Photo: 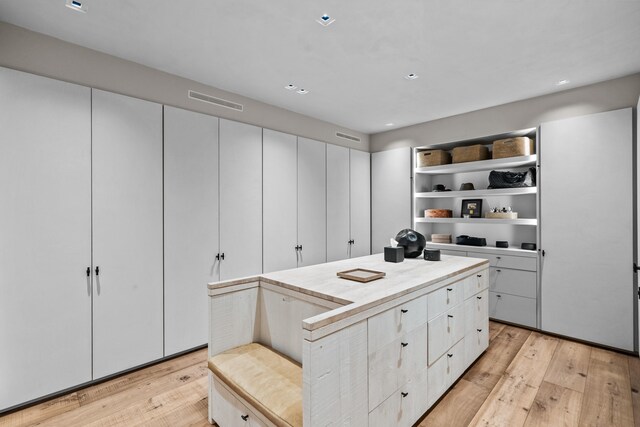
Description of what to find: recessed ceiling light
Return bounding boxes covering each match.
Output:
[65,0,87,13]
[404,73,419,80]
[316,14,335,26]
[296,89,309,95]
[385,123,394,127]
[556,79,570,86]
[285,84,297,90]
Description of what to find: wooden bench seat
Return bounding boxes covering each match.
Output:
[208,343,303,427]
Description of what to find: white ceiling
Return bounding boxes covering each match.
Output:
[1,1,639,134]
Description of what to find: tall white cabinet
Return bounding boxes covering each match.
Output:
[219,119,263,280]
[164,106,219,356]
[263,131,327,273]
[91,90,164,378]
[540,108,634,351]
[350,149,372,258]
[0,67,92,410]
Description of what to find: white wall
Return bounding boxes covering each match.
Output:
[0,21,369,151]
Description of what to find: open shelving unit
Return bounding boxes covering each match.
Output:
[414,217,537,226]
[415,187,537,199]
[415,155,536,175]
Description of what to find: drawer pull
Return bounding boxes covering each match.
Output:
[496,256,501,260]
[401,342,409,347]
[447,314,454,318]
[446,288,453,291]
[447,353,453,358]
[477,274,482,278]
[401,392,409,398]
[401,309,408,314]
[241,414,249,421]
[477,296,482,300]
[477,328,483,332]
[497,294,502,298]
[496,269,502,273]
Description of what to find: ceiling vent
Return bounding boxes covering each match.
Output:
[336,132,361,143]
[188,90,243,112]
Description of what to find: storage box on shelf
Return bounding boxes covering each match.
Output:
[413,127,540,329]
[417,149,451,167]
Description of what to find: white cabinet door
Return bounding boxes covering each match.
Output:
[0,68,92,410]
[164,106,219,356]
[349,149,371,258]
[219,119,263,280]
[298,137,326,268]
[540,108,634,351]
[372,148,412,254]
[263,129,297,273]
[92,90,164,378]
[327,145,350,262]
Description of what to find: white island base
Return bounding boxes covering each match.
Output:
[207,254,489,426]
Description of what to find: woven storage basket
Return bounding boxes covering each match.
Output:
[492,137,534,159]
[417,150,451,167]
[425,209,452,218]
[452,145,490,163]
[431,233,452,243]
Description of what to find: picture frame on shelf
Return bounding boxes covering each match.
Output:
[461,199,483,218]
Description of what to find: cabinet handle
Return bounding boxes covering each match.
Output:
[401,342,409,347]
[497,294,502,298]
[447,288,453,292]
[400,309,408,314]
[86,267,91,277]
[477,329,483,332]
[220,253,225,260]
[215,253,220,261]
[496,256,501,260]
[496,269,502,273]
[447,353,453,358]
[299,245,302,251]
[95,266,100,276]
[401,392,408,398]
[447,314,453,318]
[477,296,482,300]
[477,274,482,278]
[241,414,249,421]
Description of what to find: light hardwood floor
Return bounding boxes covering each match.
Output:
[1,322,638,427]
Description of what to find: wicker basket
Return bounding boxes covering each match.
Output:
[425,209,453,218]
[452,145,490,163]
[485,212,518,219]
[417,150,451,167]
[431,234,452,243]
[492,137,534,159]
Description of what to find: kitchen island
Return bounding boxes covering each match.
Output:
[208,253,489,426]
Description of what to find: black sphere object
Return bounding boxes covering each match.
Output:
[395,229,426,258]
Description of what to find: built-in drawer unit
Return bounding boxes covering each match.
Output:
[463,271,489,300]
[489,267,536,298]
[489,292,536,328]
[210,379,267,427]
[464,289,489,365]
[427,280,463,321]
[369,367,429,427]
[368,294,428,353]
[467,251,537,271]
[427,303,465,364]
[369,323,428,411]
[427,338,466,407]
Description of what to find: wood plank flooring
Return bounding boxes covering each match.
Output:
[1,322,638,427]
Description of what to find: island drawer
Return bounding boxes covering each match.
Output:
[489,291,536,328]
[465,322,489,367]
[464,289,489,331]
[368,323,428,411]
[427,303,465,364]
[210,379,267,427]
[467,251,537,271]
[368,294,428,354]
[427,280,463,321]
[463,269,489,299]
[369,367,429,427]
[489,268,536,298]
[427,338,466,407]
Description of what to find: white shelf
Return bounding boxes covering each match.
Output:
[415,155,536,175]
[415,187,536,198]
[415,217,537,226]
[425,242,538,257]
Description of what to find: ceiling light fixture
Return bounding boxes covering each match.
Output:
[285,84,297,90]
[65,0,87,13]
[404,73,419,80]
[316,14,335,27]
[296,89,309,95]
[385,123,394,127]
[556,79,570,86]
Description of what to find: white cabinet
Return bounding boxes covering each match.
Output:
[164,106,219,356]
[263,129,298,273]
[0,67,92,410]
[297,137,327,268]
[540,108,634,351]
[92,90,164,378]
[350,149,371,258]
[327,145,350,262]
[372,147,412,254]
[219,119,263,281]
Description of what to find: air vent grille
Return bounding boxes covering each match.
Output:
[188,90,243,112]
[336,132,361,142]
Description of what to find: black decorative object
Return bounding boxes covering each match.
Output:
[432,184,446,192]
[384,246,404,263]
[521,242,537,251]
[456,235,487,246]
[496,241,509,248]
[424,249,441,261]
[461,199,483,218]
[395,229,426,258]
[488,168,536,189]
[459,183,475,191]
